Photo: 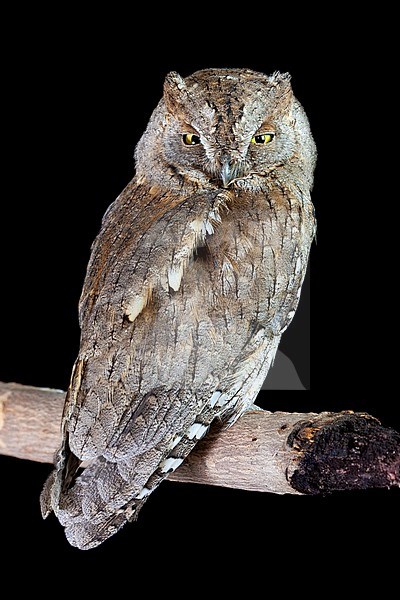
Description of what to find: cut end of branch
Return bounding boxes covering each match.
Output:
[288,412,400,494]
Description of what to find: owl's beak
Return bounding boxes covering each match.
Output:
[220,158,246,188]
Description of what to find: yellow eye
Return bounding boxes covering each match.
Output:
[182,133,201,146]
[251,133,274,145]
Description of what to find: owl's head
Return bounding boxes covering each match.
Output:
[135,68,316,192]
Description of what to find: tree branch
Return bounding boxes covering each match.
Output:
[0,381,399,494]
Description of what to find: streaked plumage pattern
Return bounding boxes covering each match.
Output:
[40,68,316,549]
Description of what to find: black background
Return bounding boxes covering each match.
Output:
[1,13,397,592]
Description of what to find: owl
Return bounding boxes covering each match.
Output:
[40,68,317,549]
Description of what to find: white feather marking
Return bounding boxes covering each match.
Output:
[136,487,151,500]
[189,218,204,234]
[169,434,183,450]
[187,423,208,440]
[194,424,208,439]
[215,394,229,407]
[209,391,222,408]
[124,286,152,323]
[295,257,302,275]
[205,220,214,235]
[159,457,184,473]
[208,209,222,223]
[297,286,302,299]
[187,423,202,439]
[280,310,296,334]
[190,217,214,237]
[168,263,184,291]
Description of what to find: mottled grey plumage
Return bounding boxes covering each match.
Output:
[40,68,316,549]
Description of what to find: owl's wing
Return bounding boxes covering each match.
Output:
[62,180,232,459]
[41,181,237,539]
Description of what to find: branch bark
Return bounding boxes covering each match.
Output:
[0,381,399,494]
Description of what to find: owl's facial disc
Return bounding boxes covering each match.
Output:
[132,69,304,192]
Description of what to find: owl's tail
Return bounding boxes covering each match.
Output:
[41,414,217,550]
[41,444,174,550]
[40,339,280,549]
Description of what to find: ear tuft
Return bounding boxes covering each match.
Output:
[270,71,292,87]
[269,71,293,111]
[163,71,187,113]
